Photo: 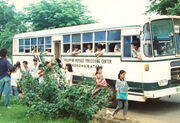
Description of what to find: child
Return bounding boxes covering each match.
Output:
[92,66,107,97]
[95,44,105,58]
[107,70,128,120]
[11,64,21,99]
[64,64,73,87]
[37,64,43,83]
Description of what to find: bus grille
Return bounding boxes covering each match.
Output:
[171,68,180,80]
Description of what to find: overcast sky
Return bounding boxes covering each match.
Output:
[9,0,154,25]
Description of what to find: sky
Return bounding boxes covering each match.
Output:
[9,0,154,25]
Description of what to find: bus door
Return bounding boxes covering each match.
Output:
[54,41,61,58]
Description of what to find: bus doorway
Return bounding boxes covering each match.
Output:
[54,41,61,58]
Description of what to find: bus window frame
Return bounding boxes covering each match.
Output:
[17,36,53,54]
[122,35,141,61]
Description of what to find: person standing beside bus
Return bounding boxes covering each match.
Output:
[11,64,21,99]
[22,61,30,75]
[131,39,142,60]
[0,48,14,108]
[30,58,39,78]
[64,64,73,87]
[92,66,107,98]
[107,70,128,120]
[95,44,105,58]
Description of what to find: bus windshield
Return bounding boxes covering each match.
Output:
[174,19,180,54]
[151,19,176,56]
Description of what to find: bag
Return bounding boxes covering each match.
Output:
[116,91,127,100]
[100,79,107,89]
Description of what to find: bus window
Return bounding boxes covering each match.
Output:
[107,30,121,52]
[83,43,93,53]
[82,32,93,53]
[19,39,24,53]
[72,33,81,53]
[38,37,44,52]
[25,39,30,53]
[143,23,152,57]
[31,38,37,53]
[95,31,106,52]
[63,35,70,53]
[45,37,52,53]
[123,36,131,57]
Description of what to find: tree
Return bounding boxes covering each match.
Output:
[146,0,180,15]
[25,0,96,31]
[0,0,27,54]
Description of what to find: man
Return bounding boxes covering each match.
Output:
[30,58,39,78]
[114,43,121,53]
[22,61,30,75]
[0,48,14,108]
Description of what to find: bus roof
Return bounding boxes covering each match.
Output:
[14,23,140,39]
[14,15,180,39]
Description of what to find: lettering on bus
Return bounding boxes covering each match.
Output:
[64,58,112,64]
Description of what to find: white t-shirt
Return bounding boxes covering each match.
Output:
[95,49,105,55]
[86,49,93,53]
[11,70,21,87]
[132,47,141,58]
[60,68,65,77]
[114,44,121,52]
[65,71,73,87]
[30,64,39,78]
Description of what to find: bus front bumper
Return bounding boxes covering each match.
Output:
[144,86,180,99]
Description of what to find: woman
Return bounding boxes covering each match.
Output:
[92,66,107,98]
[107,70,129,120]
[64,64,73,87]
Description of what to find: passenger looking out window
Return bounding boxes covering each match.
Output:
[114,43,121,53]
[71,46,81,56]
[131,39,142,60]
[95,44,104,58]
[86,44,93,53]
[32,46,37,54]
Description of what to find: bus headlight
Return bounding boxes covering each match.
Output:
[158,79,168,86]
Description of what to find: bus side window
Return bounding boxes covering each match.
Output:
[45,37,52,53]
[72,34,81,53]
[94,31,106,52]
[31,38,37,53]
[82,32,93,53]
[63,35,70,53]
[25,39,30,53]
[19,39,24,53]
[38,37,45,52]
[123,36,132,57]
[107,30,121,53]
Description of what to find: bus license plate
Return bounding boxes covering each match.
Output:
[176,88,180,92]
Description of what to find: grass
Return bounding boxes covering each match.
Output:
[0,96,86,123]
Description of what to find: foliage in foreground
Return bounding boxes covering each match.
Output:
[20,55,111,121]
[0,98,82,123]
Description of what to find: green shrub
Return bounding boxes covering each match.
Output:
[20,54,111,121]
